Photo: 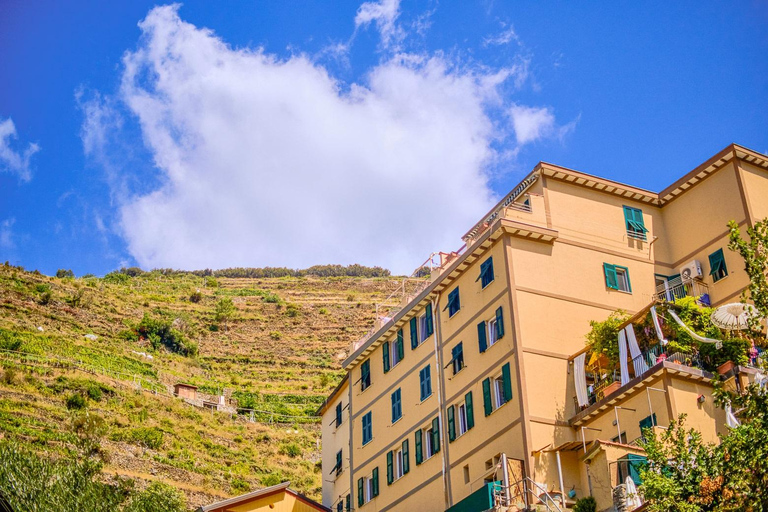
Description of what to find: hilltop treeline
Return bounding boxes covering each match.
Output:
[116,263,391,279]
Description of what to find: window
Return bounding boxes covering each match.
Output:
[458,403,468,435]
[604,263,632,293]
[345,495,350,511]
[448,392,474,442]
[446,288,461,317]
[410,304,434,348]
[419,365,432,401]
[709,248,728,282]
[639,413,657,439]
[451,342,464,375]
[479,307,505,353]
[623,206,648,241]
[478,257,495,288]
[383,331,404,373]
[612,432,628,444]
[362,412,372,445]
[387,442,409,484]
[361,359,371,391]
[357,469,379,506]
[391,388,402,423]
[483,363,512,415]
[337,501,343,512]
[333,450,343,477]
[463,465,470,484]
[335,402,343,428]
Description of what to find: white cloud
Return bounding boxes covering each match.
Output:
[0,218,15,249]
[83,4,571,274]
[355,0,403,50]
[508,104,556,145]
[0,117,40,182]
[483,26,520,47]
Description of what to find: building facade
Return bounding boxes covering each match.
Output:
[319,144,768,511]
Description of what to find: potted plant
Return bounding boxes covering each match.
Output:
[603,381,621,398]
[717,360,736,376]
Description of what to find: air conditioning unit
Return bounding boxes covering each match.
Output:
[680,260,703,281]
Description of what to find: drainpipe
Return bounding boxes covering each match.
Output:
[556,451,566,510]
[501,453,511,507]
[431,297,450,509]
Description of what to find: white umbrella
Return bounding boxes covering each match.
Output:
[625,477,643,510]
[711,303,759,331]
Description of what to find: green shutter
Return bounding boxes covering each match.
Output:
[383,341,390,373]
[465,392,474,429]
[425,304,434,336]
[431,417,440,454]
[483,378,492,416]
[502,362,513,402]
[361,360,370,390]
[495,306,505,339]
[345,495,350,511]
[371,467,379,497]
[604,263,619,290]
[639,413,657,432]
[415,429,423,465]
[447,405,456,442]
[386,450,393,484]
[709,249,727,280]
[396,330,404,360]
[478,321,488,353]
[357,478,364,506]
[402,439,410,474]
[410,317,418,348]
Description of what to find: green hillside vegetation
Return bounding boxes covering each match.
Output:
[0,263,401,509]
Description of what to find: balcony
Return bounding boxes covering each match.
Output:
[653,276,709,305]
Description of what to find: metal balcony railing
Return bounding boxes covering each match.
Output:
[654,278,710,305]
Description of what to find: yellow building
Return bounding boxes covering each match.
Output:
[197,481,330,512]
[319,144,768,511]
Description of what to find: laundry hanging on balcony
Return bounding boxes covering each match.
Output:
[626,325,649,377]
[618,329,630,386]
[669,310,722,348]
[650,306,668,346]
[574,353,589,408]
[725,402,741,429]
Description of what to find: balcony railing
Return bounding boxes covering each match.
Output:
[653,278,710,305]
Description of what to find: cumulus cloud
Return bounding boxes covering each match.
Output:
[83,4,572,274]
[0,117,40,182]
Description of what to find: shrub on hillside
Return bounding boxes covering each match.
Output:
[189,290,203,303]
[103,271,130,284]
[66,393,86,410]
[123,481,186,512]
[0,331,22,352]
[112,427,164,450]
[131,314,197,357]
[119,267,145,277]
[55,269,74,278]
[214,298,236,323]
[278,442,302,458]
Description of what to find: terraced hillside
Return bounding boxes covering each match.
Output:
[0,264,404,509]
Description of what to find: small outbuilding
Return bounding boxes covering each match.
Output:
[173,383,198,400]
[197,482,329,512]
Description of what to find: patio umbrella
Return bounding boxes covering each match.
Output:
[710,303,759,331]
[625,477,643,510]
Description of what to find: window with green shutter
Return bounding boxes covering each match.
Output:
[402,439,410,474]
[482,378,492,416]
[361,359,371,391]
[478,320,488,353]
[451,342,464,375]
[639,413,657,439]
[709,248,728,282]
[495,307,505,339]
[410,317,418,349]
[382,341,390,373]
[357,478,364,507]
[604,263,631,292]
[431,417,440,454]
[419,365,432,401]
[362,412,372,445]
[425,303,434,336]
[396,329,404,362]
[478,257,495,288]
[415,429,423,465]
[387,451,394,485]
[465,391,474,429]
[502,362,513,403]
[447,405,456,442]
[371,467,379,497]
[335,402,342,428]
[337,501,343,512]
[446,288,461,317]
[346,495,350,510]
[623,206,648,241]
[391,388,402,423]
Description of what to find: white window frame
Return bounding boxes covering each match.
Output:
[494,376,506,409]
[458,403,468,436]
[425,427,436,459]
[419,314,428,343]
[395,448,404,480]
[390,340,401,368]
[616,267,630,293]
[488,318,499,347]
[365,477,373,503]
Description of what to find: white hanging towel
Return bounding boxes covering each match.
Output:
[650,307,668,346]
[626,325,649,377]
[618,329,630,385]
[668,310,721,345]
[725,402,741,428]
[574,353,589,408]
[625,477,643,509]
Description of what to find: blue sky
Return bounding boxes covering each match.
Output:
[1,1,766,276]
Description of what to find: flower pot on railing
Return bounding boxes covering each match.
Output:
[603,381,621,398]
[717,360,736,376]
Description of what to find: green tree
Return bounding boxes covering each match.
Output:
[728,218,768,328]
[214,297,237,323]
